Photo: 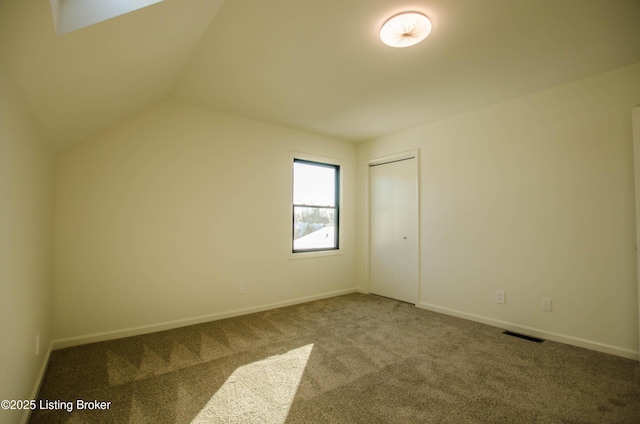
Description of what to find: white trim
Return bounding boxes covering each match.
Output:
[22,341,54,424]
[289,151,345,259]
[52,288,361,350]
[418,302,639,361]
[368,149,418,167]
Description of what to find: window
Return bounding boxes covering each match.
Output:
[51,0,164,35]
[292,158,340,253]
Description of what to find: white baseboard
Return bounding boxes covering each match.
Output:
[22,341,54,424]
[417,302,639,361]
[52,288,362,350]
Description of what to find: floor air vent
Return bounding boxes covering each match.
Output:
[502,331,545,343]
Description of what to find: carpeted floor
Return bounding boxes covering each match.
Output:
[30,293,640,423]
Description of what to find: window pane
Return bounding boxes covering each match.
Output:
[293,207,336,250]
[293,162,336,207]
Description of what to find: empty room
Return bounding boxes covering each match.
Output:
[2,0,640,423]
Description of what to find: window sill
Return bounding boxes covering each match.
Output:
[288,249,343,260]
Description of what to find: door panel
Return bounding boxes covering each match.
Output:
[370,165,393,297]
[370,158,418,304]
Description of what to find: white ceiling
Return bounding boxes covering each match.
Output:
[1,0,640,151]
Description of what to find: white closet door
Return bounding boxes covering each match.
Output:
[370,158,418,304]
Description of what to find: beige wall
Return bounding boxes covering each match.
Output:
[358,63,640,358]
[53,101,357,342]
[0,60,55,423]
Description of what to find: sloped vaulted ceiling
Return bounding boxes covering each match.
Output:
[1,0,640,151]
[0,0,226,150]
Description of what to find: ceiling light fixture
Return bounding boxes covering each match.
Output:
[380,12,432,48]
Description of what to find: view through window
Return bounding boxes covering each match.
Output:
[292,159,340,252]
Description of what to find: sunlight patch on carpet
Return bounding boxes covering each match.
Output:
[191,344,314,423]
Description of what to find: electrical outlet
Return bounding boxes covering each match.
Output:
[542,298,552,312]
[239,282,246,294]
[495,290,505,304]
[35,334,40,356]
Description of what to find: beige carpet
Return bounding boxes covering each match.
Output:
[30,293,640,423]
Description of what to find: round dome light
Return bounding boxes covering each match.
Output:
[380,12,432,48]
